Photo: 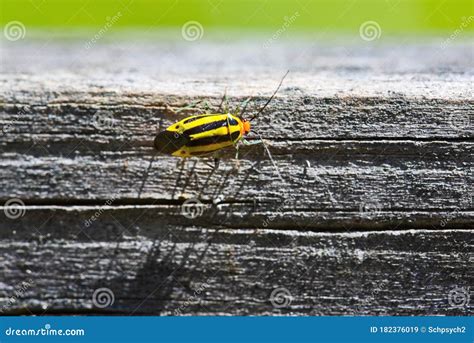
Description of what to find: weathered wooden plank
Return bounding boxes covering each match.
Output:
[0,216,471,315]
[1,43,472,226]
[0,39,472,317]
[1,93,473,139]
[0,206,473,235]
[1,39,472,101]
[0,141,471,218]
[1,41,473,144]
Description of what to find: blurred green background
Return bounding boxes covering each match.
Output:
[1,0,473,35]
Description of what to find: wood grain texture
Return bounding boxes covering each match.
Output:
[0,39,472,315]
[0,212,472,315]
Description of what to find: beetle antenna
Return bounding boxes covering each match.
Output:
[238,97,252,118]
[249,70,289,122]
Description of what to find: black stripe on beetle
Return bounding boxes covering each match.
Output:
[187,131,241,147]
[184,119,227,135]
[184,118,238,136]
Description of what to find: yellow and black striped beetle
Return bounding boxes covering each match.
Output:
[153,71,289,158]
[154,113,251,157]
[138,72,288,198]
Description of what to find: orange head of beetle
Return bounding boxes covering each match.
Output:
[241,119,251,135]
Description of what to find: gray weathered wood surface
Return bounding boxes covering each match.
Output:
[0,38,472,315]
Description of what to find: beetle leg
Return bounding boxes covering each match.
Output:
[231,144,241,172]
[241,138,263,146]
[176,157,184,169]
[204,157,220,170]
[202,101,212,113]
[176,100,203,114]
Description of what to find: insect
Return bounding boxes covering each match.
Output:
[137,72,288,198]
[153,71,289,158]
